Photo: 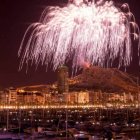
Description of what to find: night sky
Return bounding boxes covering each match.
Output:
[0,0,140,88]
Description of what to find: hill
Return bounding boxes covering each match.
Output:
[69,66,139,93]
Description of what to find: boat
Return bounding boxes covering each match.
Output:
[122,123,140,132]
[113,133,130,140]
[73,131,91,140]
[74,134,90,140]
[0,133,23,140]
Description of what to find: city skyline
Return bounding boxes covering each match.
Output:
[0,0,140,88]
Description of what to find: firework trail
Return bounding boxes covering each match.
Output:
[18,0,140,71]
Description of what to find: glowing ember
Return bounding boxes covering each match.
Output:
[18,0,140,71]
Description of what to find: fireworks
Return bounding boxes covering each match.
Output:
[18,0,140,71]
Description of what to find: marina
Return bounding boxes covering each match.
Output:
[0,107,140,139]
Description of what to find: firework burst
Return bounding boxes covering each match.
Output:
[18,0,140,71]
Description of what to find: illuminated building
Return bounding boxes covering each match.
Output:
[77,91,89,104]
[8,87,17,104]
[65,91,90,104]
[57,66,69,94]
[17,92,24,104]
[17,91,45,104]
[0,91,4,103]
[0,90,9,104]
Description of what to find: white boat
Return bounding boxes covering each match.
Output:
[74,134,90,140]
[73,131,91,140]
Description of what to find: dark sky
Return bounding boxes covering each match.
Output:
[0,0,140,88]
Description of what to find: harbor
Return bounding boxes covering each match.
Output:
[0,106,140,140]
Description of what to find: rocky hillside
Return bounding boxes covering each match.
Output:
[69,66,139,93]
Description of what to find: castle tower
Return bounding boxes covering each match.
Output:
[57,66,69,94]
